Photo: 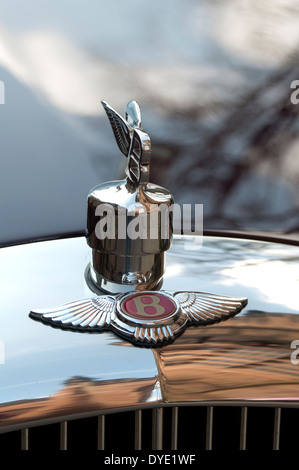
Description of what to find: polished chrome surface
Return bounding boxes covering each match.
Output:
[30,289,247,346]
[30,296,116,331]
[1,234,299,432]
[172,291,247,324]
[86,100,174,294]
[0,237,159,432]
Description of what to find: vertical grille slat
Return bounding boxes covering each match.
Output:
[97,415,105,450]
[60,421,67,450]
[171,407,178,450]
[21,428,29,450]
[205,406,213,450]
[134,410,142,450]
[240,407,248,450]
[273,407,281,450]
[152,408,163,450]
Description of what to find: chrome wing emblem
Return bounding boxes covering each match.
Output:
[30,291,247,347]
[101,100,151,185]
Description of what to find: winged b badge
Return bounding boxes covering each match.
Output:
[30,290,247,346]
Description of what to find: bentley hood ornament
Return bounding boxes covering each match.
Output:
[101,100,150,185]
[86,100,174,295]
[30,291,248,346]
[29,99,248,347]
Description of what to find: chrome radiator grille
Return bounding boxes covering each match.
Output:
[0,404,298,451]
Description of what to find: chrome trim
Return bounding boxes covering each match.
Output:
[2,228,299,251]
[86,178,173,294]
[87,264,164,295]
[30,289,246,346]
[3,403,294,451]
[202,230,299,247]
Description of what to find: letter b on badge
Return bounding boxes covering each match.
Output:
[131,294,166,317]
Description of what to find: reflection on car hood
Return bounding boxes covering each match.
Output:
[0,234,299,431]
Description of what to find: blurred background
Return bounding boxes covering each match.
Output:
[1,0,299,245]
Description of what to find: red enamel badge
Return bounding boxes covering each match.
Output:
[122,293,177,320]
